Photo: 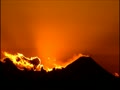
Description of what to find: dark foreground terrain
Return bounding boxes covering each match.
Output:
[0,56,119,89]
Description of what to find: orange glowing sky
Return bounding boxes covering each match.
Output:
[1,0,119,74]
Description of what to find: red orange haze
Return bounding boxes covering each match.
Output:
[1,0,119,75]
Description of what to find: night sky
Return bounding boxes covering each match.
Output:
[1,0,119,74]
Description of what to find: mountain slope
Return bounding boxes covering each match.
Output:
[62,56,115,80]
[0,56,119,88]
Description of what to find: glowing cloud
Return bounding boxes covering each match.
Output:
[0,51,88,72]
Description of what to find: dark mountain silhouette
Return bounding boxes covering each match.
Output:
[0,56,119,88]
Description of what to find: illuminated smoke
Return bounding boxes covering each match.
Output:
[0,51,88,72]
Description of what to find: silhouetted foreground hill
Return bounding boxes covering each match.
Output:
[0,56,119,88]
